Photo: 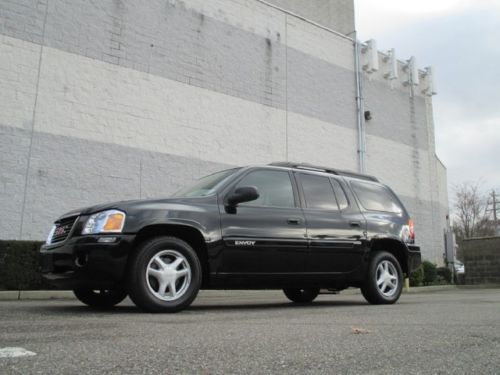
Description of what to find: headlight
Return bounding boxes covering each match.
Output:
[82,210,126,235]
[46,225,56,245]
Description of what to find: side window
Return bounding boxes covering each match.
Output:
[300,173,339,210]
[350,181,403,213]
[330,178,349,210]
[235,170,295,208]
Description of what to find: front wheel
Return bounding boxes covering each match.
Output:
[283,287,320,303]
[128,236,202,313]
[361,251,403,304]
[73,288,128,309]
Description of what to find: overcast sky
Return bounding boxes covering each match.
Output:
[354,0,500,199]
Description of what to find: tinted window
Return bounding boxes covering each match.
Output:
[300,174,339,210]
[173,168,240,197]
[236,170,295,208]
[331,178,349,210]
[350,181,403,213]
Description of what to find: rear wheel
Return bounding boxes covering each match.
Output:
[283,287,320,303]
[361,251,403,304]
[128,236,202,313]
[73,288,127,309]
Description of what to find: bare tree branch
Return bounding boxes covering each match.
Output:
[452,181,495,241]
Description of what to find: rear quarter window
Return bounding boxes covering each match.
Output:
[350,181,403,213]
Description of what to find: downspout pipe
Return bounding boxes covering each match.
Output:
[354,38,367,174]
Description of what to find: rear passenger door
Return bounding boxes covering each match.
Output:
[296,172,366,273]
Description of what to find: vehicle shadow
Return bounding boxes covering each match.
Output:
[33,298,368,315]
[188,299,368,312]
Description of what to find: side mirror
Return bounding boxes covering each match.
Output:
[225,186,259,213]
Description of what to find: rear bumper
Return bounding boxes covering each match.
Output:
[39,234,135,289]
[407,245,422,273]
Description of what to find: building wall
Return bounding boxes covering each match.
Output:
[0,0,448,263]
[265,0,355,35]
[361,51,449,264]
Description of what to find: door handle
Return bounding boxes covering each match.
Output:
[287,218,302,225]
[349,221,361,227]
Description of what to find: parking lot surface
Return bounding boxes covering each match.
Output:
[1,289,499,374]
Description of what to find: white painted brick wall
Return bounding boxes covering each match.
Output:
[365,135,431,199]
[0,0,448,260]
[266,0,355,35]
[182,0,286,40]
[287,112,358,170]
[286,16,354,71]
[0,35,40,131]
[35,46,287,166]
[182,0,355,71]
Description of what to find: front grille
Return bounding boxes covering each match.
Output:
[49,216,78,244]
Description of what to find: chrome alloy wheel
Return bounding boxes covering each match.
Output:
[376,260,399,297]
[146,250,192,301]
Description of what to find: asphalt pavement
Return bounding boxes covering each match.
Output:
[1,289,499,374]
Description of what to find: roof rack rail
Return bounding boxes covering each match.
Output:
[268,162,379,182]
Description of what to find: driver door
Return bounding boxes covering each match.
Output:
[219,168,307,276]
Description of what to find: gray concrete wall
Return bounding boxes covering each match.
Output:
[265,0,355,35]
[0,0,448,264]
[463,237,500,284]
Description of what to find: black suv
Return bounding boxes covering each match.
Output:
[40,162,421,312]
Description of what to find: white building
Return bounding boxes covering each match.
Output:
[0,0,448,263]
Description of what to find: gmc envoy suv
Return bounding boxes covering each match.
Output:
[40,162,421,312]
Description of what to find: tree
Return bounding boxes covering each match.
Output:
[452,181,495,242]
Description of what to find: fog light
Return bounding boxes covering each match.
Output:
[75,253,88,268]
[98,236,117,243]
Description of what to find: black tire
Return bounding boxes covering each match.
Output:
[283,287,320,303]
[361,251,403,304]
[73,288,127,309]
[128,236,202,313]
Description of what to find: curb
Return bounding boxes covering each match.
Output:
[0,290,75,301]
[0,291,20,300]
[403,285,458,293]
[1,285,493,301]
[458,284,500,290]
[20,290,76,300]
[337,285,459,295]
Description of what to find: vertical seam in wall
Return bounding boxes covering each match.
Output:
[139,158,143,199]
[425,97,440,261]
[284,14,288,161]
[19,0,49,239]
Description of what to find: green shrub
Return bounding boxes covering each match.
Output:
[409,265,424,287]
[422,260,438,285]
[0,240,52,290]
[437,266,452,284]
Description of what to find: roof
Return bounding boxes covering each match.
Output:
[268,162,379,182]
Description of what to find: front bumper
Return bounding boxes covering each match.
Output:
[407,245,422,273]
[40,234,136,289]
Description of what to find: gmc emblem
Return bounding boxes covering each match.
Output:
[54,226,66,236]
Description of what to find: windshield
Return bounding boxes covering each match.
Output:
[172,168,240,198]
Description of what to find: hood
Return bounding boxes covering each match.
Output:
[58,199,140,219]
[57,196,217,219]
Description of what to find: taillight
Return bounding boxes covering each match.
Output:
[408,218,415,242]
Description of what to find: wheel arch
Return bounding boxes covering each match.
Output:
[130,224,210,287]
[369,238,409,276]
